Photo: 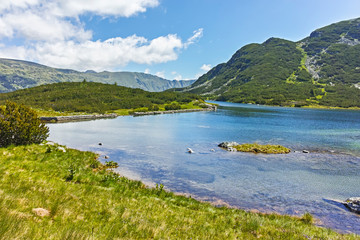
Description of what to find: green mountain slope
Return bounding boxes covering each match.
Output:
[180,18,360,108]
[0,58,194,93]
[0,82,201,113]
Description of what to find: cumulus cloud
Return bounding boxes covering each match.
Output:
[0,11,92,42]
[155,71,165,78]
[193,63,212,79]
[56,0,160,17]
[0,34,185,71]
[200,64,211,72]
[0,0,203,71]
[171,71,183,80]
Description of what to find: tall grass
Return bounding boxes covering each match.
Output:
[0,144,358,239]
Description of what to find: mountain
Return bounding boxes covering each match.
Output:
[180,18,360,108]
[0,58,195,93]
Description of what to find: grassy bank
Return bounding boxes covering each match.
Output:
[0,144,358,239]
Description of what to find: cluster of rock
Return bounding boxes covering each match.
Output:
[344,197,360,214]
[40,114,117,123]
[218,142,239,152]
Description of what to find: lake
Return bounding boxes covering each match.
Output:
[48,102,360,234]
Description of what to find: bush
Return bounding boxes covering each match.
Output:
[105,161,119,168]
[165,102,181,110]
[0,101,49,147]
[301,212,314,224]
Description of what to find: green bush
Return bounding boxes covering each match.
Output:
[0,101,49,147]
[105,161,119,168]
[165,102,181,110]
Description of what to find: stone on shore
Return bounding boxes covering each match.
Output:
[344,197,360,214]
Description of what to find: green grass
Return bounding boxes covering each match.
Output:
[0,143,357,239]
[233,143,291,154]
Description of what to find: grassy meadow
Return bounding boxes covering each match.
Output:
[0,143,358,239]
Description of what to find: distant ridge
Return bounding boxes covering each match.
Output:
[179,18,360,108]
[0,58,195,93]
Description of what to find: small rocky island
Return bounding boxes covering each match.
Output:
[218,142,291,154]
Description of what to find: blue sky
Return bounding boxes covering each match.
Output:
[0,0,360,80]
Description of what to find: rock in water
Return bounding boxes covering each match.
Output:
[187,148,194,154]
[218,142,239,148]
[344,197,360,214]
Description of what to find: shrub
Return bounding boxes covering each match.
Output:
[105,161,119,168]
[0,101,49,147]
[165,102,181,110]
[301,212,314,224]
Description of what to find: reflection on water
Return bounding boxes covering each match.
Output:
[48,102,360,234]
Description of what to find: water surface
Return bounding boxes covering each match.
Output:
[48,102,360,234]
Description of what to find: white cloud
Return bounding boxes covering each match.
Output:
[0,34,185,71]
[0,1,158,42]
[1,11,92,42]
[171,71,182,80]
[193,63,212,79]
[0,0,203,71]
[184,28,203,49]
[200,64,211,72]
[57,0,159,17]
[0,0,159,17]
[144,68,151,74]
[155,71,165,78]
[0,0,40,12]
[195,73,203,79]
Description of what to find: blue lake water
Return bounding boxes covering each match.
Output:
[48,102,360,234]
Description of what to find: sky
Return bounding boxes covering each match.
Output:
[0,0,360,80]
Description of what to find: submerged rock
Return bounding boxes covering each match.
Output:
[344,197,360,214]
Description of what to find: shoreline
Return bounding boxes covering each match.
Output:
[111,164,345,234]
[40,113,118,123]
[132,105,217,116]
[209,100,360,111]
[1,144,352,238]
[40,106,217,123]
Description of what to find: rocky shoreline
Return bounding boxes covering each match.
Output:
[40,113,118,123]
[40,105,217,122]
[132,105,217,117]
